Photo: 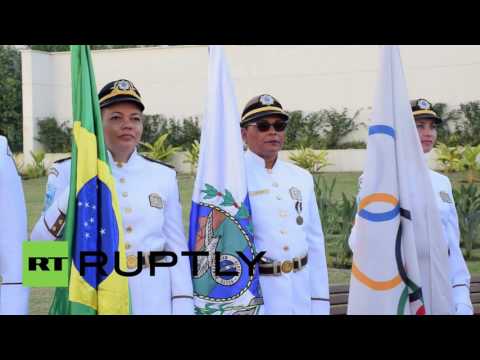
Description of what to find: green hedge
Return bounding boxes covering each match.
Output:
[33,100,480,153]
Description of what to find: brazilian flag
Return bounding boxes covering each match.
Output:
[49,45,130,315]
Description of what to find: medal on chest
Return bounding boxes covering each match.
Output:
[289,187,304,225]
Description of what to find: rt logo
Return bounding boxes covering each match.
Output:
[23,242,69,287]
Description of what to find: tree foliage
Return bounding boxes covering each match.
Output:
[0,45,22,151]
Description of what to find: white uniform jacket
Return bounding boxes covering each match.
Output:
[31,149,194,315]
[430,170,473,315]
[0,136,30,315]
[244,150,330,315]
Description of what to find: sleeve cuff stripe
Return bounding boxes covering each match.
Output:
[1,282,23,286]
[311,297,330,301]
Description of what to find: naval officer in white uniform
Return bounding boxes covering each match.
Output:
[351,99,473,315]
[241,94,330,315]
[0,135,30,315]
[411,98,473,315]
[31,79,194,315]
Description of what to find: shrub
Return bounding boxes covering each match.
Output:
[332,193,356,268]
[35,117,71,153]
[435,143,463,173]
[320,108,362,149]
[457,101,480,146]
[314,176,338,236]
[289,147,331,173]
[458,145,480,184]
[21,151,47,180]
[142,115,201,150]
[183,140,200,175]
[432,102,462,146]
[284,108,363,150]
[140,133,180,164]
[313,176,356,268]
[334,141,366,149]
[453,184,480,259]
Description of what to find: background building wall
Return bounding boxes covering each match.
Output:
[21,45,480,167]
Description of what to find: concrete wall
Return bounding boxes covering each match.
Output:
[21,45,480,164]
[15,149,443,175]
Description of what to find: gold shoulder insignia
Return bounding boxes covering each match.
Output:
[439,191,452,204]
[54,156,71,164]
[48,167,60,177]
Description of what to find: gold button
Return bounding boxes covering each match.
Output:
[280,229,288,235]
[116,162,123,168]
[273,182,279,188]
[119,178,126,184]
[122,192,128,198]
[125,207,133,214]
[126,226,133,233]
[125,243,132,250]
[283,245,289,251]
[127,255,137,269]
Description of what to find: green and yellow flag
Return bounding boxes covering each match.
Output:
[49,45,129,315]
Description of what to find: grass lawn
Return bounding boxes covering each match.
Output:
[22,171,479,315]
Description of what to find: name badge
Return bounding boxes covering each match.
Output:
[149,193,164,209]
[249,189,270,197]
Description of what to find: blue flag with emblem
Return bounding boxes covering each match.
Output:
[188,45,263,315]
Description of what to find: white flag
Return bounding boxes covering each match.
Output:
[347,46,453,315]
[188,46,263,315]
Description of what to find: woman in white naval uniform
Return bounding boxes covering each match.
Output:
[31,79,194,315]
[241,94,330,315]
[0,135,30,315]
[410,98,473,315]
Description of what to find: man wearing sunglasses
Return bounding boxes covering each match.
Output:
[241,94,330,315]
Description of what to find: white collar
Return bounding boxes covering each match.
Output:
[245,149,281,173]
[107,148,140,169]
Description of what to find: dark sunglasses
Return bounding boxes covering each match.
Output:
[247,120,288,132]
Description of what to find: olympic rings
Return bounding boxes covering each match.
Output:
[352,262,402,291]
[358,193,399,222]
[368,125,395,138]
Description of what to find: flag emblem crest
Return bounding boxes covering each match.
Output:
[189,46,263,315]
[191,185,257,303]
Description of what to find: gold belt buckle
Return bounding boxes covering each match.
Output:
[281,260,294,274]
